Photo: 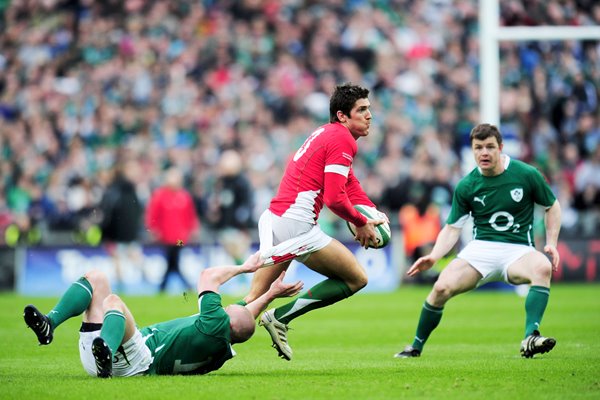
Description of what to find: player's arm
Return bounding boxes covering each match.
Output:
[543,199,561,270]
[531,166,562,271]
[197,251,265,293]
[323,168,367,225]
[323,169,383,248]
[345,168,375,207]
[245,271,303,319]
[346,167,391,229]
[407,224,462,276]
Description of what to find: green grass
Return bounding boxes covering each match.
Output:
[1,284,599,400]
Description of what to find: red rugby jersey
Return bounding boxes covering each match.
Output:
[269,122,373,227]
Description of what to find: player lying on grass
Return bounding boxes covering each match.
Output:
[394,123,561,359]
[23,251,303,378]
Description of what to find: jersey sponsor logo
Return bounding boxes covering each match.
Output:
[510,188,523,202]
[489,211,519,232]
[473,195,487,206]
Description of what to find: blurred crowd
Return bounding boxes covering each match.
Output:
[0,0,599,250]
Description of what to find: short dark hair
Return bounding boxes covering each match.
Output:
[329,83,370,123]
[470,123,503,146]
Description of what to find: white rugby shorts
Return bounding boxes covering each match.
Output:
[457,240,536,286]
[258,209,332,265]
[79,328,153,377]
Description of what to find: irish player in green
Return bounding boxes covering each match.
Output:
[23,252,303,378]
[394,123,561,359]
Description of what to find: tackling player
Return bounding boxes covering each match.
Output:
[394,123,561,359]
[23,252,303,378]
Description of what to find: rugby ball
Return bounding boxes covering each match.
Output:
[346,205,391,249]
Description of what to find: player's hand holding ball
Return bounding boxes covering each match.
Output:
[347,205,391,249]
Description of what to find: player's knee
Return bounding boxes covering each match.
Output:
[533,257,553,282]
[431,281,453,302]
[102,294,125,313]
[346,270,368,293]
[84,269,110,292]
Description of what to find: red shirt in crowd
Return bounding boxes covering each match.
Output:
[146,186,199,245]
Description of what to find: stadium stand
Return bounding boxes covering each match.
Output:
[0,0,598,247]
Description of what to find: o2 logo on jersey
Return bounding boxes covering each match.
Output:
[293,128,325,161]
[489,211,520,232]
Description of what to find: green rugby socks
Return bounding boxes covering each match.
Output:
[524,285,550,337]
[100,310,126,354]
[412,301,444,351]
[47,277,93,329]
[274,278,353,324]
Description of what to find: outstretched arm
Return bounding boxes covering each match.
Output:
[198,251,265,294]
[245,271,303,319]
[407,224,462,277]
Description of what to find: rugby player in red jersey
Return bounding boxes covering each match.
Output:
[242,83,387,360]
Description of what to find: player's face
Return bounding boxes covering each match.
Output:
[472,136,504,176]
[340,98,372,139]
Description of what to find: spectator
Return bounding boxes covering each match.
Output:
[573,145,600,236]
[206,149,255,265]
[99,160,144,293]
[146,167,199,293]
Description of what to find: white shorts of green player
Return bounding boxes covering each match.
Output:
[80,329,151,377]
[458,240,536,287]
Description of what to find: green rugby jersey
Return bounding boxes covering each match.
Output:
[141,291,234,375]
[447,156,556,246]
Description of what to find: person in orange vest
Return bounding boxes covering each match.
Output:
[399,203,441,265]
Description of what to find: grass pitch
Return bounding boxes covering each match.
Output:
[1,284,599,400]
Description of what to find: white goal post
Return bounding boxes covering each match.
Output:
[479,0,600,126]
